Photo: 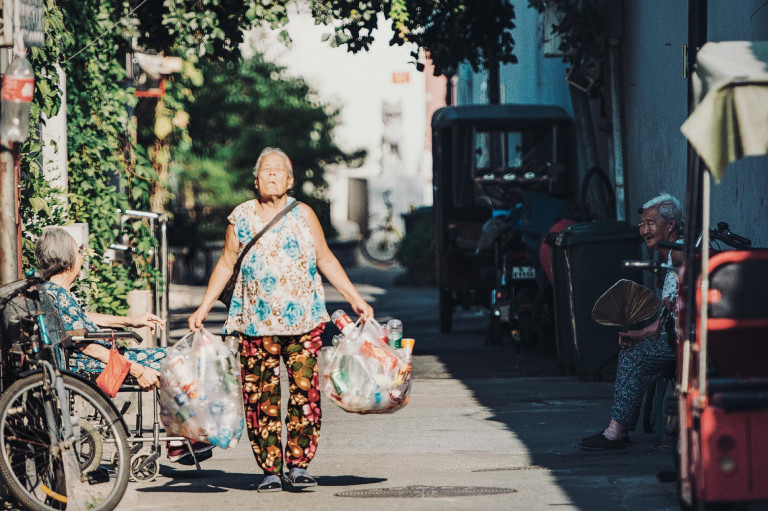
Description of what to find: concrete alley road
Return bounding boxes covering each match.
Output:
[120,263,681,510]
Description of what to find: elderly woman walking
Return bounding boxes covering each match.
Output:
[188,147,373,491]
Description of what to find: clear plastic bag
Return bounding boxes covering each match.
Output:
[159,329,245,449]
[321,318,412,414]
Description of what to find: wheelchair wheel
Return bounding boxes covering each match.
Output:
[0,372,130,511]
[77,419,104,475]
[130,453,160,482]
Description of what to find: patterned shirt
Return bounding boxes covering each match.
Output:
[223,198,330,336]
[661,241,683,302]
[42,281,99,332]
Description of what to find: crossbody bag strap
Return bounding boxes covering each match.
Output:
[232,200,300,273]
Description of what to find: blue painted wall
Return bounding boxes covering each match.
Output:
[454,0,768,246]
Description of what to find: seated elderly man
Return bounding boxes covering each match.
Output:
[579,193,683,450]
[35,227,214,464]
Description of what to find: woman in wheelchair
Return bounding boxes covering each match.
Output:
[36,227,213,464]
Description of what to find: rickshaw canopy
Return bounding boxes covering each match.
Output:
[680,41,768,181]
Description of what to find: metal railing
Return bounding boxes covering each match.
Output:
[110,209,170,347]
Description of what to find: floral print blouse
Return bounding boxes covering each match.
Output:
[42,281,99,333]
[223,198,330,337]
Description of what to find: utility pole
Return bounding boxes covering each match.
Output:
[487,60,501,104]
[0,47,20,284]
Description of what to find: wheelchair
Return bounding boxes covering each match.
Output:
[66,330,209,482]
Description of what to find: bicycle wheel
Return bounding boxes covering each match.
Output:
[0,372,130,511]
[360,227,401,265]
[580,167,616,220]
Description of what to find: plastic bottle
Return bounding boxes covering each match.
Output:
[169,355,198,398]
[359,318,388,346]
[0,53,34,142]
[331,309,356,336]
[386,319,403,349]
[214,357,238,394]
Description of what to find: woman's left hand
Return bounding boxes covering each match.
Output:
[131,313,165,333]
[130,364,160,390]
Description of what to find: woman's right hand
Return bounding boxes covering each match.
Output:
[187,308,208,332]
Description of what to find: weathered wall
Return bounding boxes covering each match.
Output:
[453,0,768,246]
[620,0,689,218]
[621,0,768,245]
[702,1,768,247]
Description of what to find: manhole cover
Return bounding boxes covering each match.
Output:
[335,485,517,498]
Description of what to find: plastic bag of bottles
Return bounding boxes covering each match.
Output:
[321,317,413,414]
[159,329,245,449]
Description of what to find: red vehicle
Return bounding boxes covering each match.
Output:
[675,41,768,510]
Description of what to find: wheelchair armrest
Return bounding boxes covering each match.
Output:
[68,330,144,344]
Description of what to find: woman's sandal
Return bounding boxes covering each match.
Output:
[283,467,317,488]
[257,474,282,492]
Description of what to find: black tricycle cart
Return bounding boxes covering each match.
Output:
[432,104,578,347]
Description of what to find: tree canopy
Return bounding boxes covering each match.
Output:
[132,1,519,77]
[18,0,520,313]
[308,1,518,76]
[174,53,365,236]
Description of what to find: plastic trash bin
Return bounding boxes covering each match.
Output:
[549,220,643,381]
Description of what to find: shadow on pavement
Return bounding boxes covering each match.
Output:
[166,262,680,509]
[141,469,257,492]
[328,264,680,510]
[143,468,386,494]
[312,475,387,487]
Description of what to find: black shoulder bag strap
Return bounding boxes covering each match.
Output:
[219,200,300,306]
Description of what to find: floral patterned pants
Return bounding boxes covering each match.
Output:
[611,330,676,429]
[238,324,324,475]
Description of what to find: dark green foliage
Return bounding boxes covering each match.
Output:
[177,54,365,236]
[18,0,519,312]
[528,0,608,91]
[312,0,518,76]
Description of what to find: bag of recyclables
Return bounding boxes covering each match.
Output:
[321,318,412,414]
[159,329,244,449]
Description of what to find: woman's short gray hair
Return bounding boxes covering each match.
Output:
[642,193,682,226]
[253,147,293,178]
[36,227,77,279]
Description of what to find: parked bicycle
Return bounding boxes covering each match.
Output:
[0,274,130,511]
[360,190,403,265]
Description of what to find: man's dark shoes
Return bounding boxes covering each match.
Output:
[257,474,282,492]
[579,432,626,450]
[283,467,317,489]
